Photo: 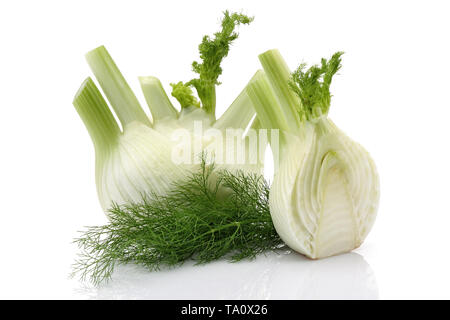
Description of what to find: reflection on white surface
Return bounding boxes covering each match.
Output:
[76,250,378,299]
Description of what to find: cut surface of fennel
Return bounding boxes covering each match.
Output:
[269,120,379,259]
[246,50,380,259]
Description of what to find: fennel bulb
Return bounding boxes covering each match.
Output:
[247,50,379,259]
[73,12,264,210]
[73,77,185,210]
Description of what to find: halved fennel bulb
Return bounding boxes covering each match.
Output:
[247,49,380,259]
[270,120,379,258]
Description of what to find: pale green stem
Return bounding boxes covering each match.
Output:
[86,46,151,127]
[246,71,289,170]
[196,83,216,117]
[73,78,120,152]
[139,76,178,122]
[208,85,216,117]
[246,70,290,133]
[249,116,260,130]
[258,49,301,130]
[246,116,269,171]
[213,89,255,130]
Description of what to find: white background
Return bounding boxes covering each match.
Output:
[0,0,449,299]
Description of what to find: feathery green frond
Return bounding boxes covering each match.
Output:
[72,158,283,285]
[190,11,253,86]
[289,51,344,121]
[170,81,201,108]
[172,11,253,115]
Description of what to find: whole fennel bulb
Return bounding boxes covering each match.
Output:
[73,76,186,210]
[72,12,263,211]
[247,50,380,259]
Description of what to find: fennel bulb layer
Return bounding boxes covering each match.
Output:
[96,121,186,210]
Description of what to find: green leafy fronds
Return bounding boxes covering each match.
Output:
[288,51,344,121]
[190,11,253,86]
[170,81,201,108]
[72,159,283,285]
[172,11,253,115]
